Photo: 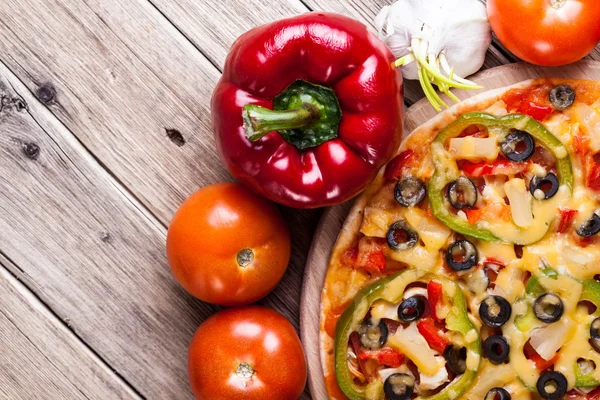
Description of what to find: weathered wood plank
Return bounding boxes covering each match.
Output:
[0,0,228,224]
[146,0,309,69]
[0,63,215,399]
[0,257,140,400]
[0,0,319,334]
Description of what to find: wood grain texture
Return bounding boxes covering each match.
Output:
[0,0,229,224]
[0,256,140,400]
[301,60,600,398]
[0,63,217,399]
[0,1,316,398]
[147,0,308,69]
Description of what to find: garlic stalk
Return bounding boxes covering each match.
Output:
[375,0,492,111]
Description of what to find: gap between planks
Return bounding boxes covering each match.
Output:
[0,59,155,398]
[0,252,144,400]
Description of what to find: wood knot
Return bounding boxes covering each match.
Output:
[100,231,112,243]
[22,142,40,160]
[36,83,56,104]
[166,128,185,147]
[1,95,27,112]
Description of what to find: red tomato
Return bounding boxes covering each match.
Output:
[459,159,530,177]
[488,0,600,66]
[188,307,307,400]
[167,183,291,306]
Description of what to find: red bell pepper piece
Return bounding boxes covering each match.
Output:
[427,280,444,321]
[342,239,387,275]
[358,347,404,367]
[523,341,559,371]
[459,159,530,177]
[384,150,414,181]
[417,317,449,353]
[518,101,554,122]
[588,164,600,190]
[212,13,404,208]
[501,84,554,122]
[564,387,600,399]
[557,207,578,234]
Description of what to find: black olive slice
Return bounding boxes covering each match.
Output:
[533,293,564,323]
[357,319,388,350]
[529,173,559,200]
[384,373,415,400]
[485,387,511,400]
[577,214,600,237]
[445,240,478,272]
[386,221,419,251]
[500,130,535,162]
[549,85,576,111]
[536,371,568,399]
[395,177,426,207]
[590,317,600,353]
[479,295,512,328]
[444,345,467,375]
[448,176,477,209]
[483,335,510,365]
[397,295,426,322]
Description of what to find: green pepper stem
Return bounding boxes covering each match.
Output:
[242,103,321,142]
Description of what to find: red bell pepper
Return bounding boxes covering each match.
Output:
[427,280,444,321]
[557,207,578,234]
[417,317,449,353]
[212,13,404,208]
[523,341,559,371]
[358,347,404,368]
[459,159,530,177]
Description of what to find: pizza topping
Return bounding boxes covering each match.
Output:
[449,136,499,161]
[537,371,568,399]
[529,173,560,200]
[398,295,426,322]
[485,387,511,400]
[533,293,564,323]
[394,177,426,207]
[479,295,512,328]
[448,176,478,209]
[444,344,468,374]
[386,221,419,251]
[358,319,389,350]
[590,318,600,353]
[466,267,491,294]
[504,178,534,228]
[500,130,535,162]
[429,112,573,244]
[550,85,576,111]
[446,239,479,272]
[383,373,415,400]
[577,214,600,237]
[483,335,510,365]
[334,271,481,399]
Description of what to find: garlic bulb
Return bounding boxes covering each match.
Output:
[375,0,492,110]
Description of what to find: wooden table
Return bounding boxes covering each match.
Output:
[0,1,598,399]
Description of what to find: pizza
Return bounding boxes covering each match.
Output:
[320,79,600,400]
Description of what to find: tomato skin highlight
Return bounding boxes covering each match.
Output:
[488,0,600,66]
[188,307,307,400]
[166,182,291,306]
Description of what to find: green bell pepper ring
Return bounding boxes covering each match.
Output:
[521,269,600,387]
[334,270,481,400]
[428,112,574,244]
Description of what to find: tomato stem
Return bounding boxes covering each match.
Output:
[237,248,254,268]
[236,362,255,381]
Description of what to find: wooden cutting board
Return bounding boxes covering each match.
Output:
[299,60,600,399]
